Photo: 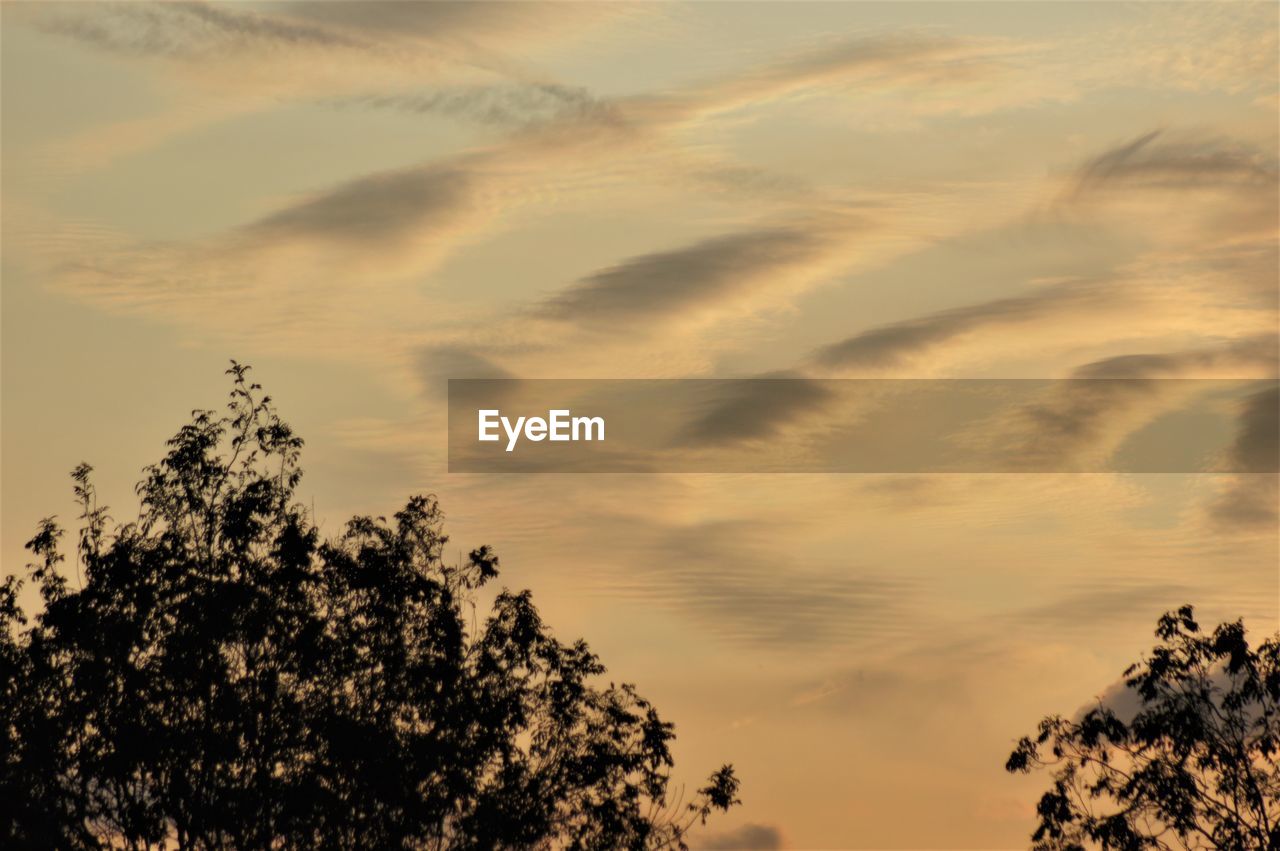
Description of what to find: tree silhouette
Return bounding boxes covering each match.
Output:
[1007,605,1280,851]
[1,363,738,850]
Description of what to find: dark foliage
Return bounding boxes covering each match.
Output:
[1,363,738,850]
[1007,605,1280,850]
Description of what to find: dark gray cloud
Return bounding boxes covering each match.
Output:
[28,1,362,57]
[685,279,1117,451]
[988,337,1278,470]
[815,280,1102,371]
[328,83,621,129]
[697,823,784,851]
[992,378,1164,470]
[1074,335,1278,378]
[680,374,834,446]
[417,345,517,407]
[1209,382,1279,530]
[1227,383,1280,473]
[244,164,474,247]
[26,0,606,60]
[1071,130,1278,196]
[265,1,602,41]
[536,226,837,325]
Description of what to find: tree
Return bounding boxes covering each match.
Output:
[1,362,738,850]
[1006,605,1280,851]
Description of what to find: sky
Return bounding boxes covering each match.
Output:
[2,2,1278,847]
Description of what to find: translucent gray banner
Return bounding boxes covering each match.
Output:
[447,379,1279,473]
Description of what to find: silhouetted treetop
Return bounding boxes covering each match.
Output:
[2,362,738,850]
[1007,605,1280,851]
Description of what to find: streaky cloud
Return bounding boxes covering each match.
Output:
[1209,382,1280,531]
[1071,129,1278,196]
[245,163,475,248]
[814,279,1106,371]
[697,823,784,851]
[589,517,916,648]
[535,222,853,325]
[327,83,622,129]
[27,1,362,57]
[976,337,1278,471]
[680,374,834,447]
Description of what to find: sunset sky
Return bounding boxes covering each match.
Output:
[2,2,1277,847]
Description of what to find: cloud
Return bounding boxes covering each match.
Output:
[326,83,622,129]
[24,1,625,64]
[418,345,515,384]
[680,375,834,446]
[245,163,476,248]
[697,823,785,851]
[1073,336,1279,379]
[264,1,626,44]
[972,337,1279,471]
[674,33,1010,120]
[676,277,1175,451]
[34,28,959,359]
[317,30,1018,143]
[579,515,916,647]
[1086,2,1279,98]
[14,1,636,172]
[1087,646,1272,727]
[536,224,850,326]
[1009,584,1196,637]
[814,279,1111,372]
[37,157,499,357]
[27,1,362,58]
[20,27,1016,366]
[1208,382,1279,531]
[1058,130,1279,250]
[1070,130,1278,197]
[415,345,522,422]
[1223,382,1280,473]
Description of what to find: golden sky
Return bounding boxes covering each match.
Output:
[2,2,1278,847]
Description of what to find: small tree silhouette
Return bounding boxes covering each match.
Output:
[1,362,738,850]
[1007,605,1280,850]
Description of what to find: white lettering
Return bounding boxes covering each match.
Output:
[478,409,605,452]
[478,410,500,442]
[572,415,605,441]
[501,415,525,452]
[549,409,570,441]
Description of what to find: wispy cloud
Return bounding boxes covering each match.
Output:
[535,221,855,327]
[968,337,1278,471]
[696,823,784,851]
[1070,130,1277,197]
[680,375,835,446]
[815,278,1116,372]
[592,516,917,647]
[28,1,363,57]
[26,29,1001,363]
[1208,383,1280,531]
[325,83,622,129]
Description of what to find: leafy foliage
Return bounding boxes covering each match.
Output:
[1,363,738,850]
[1007,605,1280,850]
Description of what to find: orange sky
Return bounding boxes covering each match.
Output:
[2,3,1277,847]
